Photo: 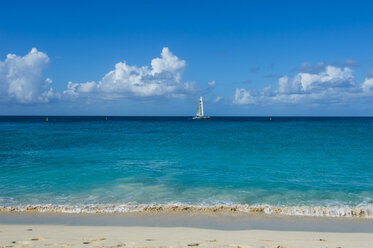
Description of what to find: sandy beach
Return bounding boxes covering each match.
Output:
[1,212,372,248]
[1,223,373,248]
[2,0,373,246]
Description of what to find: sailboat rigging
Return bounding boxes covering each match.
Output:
[193,96,210,119]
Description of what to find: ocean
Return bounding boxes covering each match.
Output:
[1,116,373,217]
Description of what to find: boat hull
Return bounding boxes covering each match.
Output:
[192,116,211,119]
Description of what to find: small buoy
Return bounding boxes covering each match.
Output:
[269,117,272,121]
[46,117,48,122]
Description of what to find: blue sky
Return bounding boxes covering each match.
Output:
[1,0,373,116]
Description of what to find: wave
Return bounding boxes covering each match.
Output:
[1,203,373,218]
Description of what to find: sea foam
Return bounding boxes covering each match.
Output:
[1,204,372,218]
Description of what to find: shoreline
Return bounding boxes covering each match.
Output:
[1,203,372,219]
[2,207,373,247]
[1,211,373,233]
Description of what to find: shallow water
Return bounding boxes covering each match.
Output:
[1,116,373,217]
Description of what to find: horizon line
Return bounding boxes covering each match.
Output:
[1,115,373,118]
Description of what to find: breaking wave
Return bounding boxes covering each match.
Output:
[1,203,373,218]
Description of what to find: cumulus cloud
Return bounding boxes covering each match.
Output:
[208,80,216,87]
[362,78,373,93]
[64,47,196,100]
[297,60,359,74]
[0,48,59,103]
[234,65,373,105]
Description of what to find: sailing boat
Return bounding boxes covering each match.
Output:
[193,96,210,119]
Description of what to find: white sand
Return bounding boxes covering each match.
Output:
[1,224,372,248]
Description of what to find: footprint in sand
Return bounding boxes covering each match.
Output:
[111,244,126,247]
[31,237,47,241]
[319,239,327,241]
[145,238,154,241]
[187,243,200,247]
[104,243,125,248]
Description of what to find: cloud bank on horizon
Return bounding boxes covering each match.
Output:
[63,47,198,100]
[1,47,373,110]
[234,65,373,106]
[0,48,206,104]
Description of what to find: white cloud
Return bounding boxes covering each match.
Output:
[234,65,373,105]
[0,48,59,103]
[208,80,216,87]
[64,47,196,99]
[281,66,355,94]
[233,89,257,104]
[362,78,373,93]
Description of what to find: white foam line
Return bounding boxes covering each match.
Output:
[1,203,373,218]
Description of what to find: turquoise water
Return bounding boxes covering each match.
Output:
[1,117,373,216]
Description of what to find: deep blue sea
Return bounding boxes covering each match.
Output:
[1,117,373,217]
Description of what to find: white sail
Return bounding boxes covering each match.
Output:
[196,96,204,117]
[193,96,210,119]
